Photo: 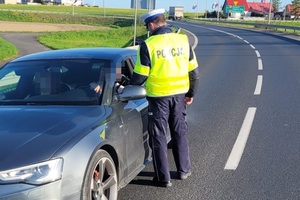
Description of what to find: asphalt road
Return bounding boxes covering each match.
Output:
[0,33,51,67]
[118,22,300,200]
[1,23,300,200]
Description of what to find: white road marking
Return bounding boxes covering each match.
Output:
[224,107,257,170]
[182,28,199,50]
[258,58,263,70]
[184,24,263,171]
[254,75,263,95]
[176,23,263,171]
[255,50,261,58]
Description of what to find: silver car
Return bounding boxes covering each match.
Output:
[0,48,151,200]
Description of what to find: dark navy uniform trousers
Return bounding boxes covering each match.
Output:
[147,94,191,182]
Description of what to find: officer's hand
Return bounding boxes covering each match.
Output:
[185,97,193,105]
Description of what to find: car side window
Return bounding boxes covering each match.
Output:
[120,58,134,86]
[0,71,20,94]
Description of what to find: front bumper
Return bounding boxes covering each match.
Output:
[0,180,80,200]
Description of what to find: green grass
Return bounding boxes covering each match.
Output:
[0,10,140,26]
[38,26,147,49]
[0,5,150,61]
[0,4,149,17]
[0,37,18,61]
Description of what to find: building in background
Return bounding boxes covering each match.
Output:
[131,0,155,10]
[222,0,274,19]
[1,0,17,3]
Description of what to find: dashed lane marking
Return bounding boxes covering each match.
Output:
[224,107,257,170]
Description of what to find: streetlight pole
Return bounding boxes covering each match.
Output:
[194,0,196,18]
[196,0,199,18]
[72,0,77,16]
[283,0,286,21]
[205,0,208,18]
[103,0,106,17]
[217,0,220,21]
[133,0,138,46]
[268,0,272,24]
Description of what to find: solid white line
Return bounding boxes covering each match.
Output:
[255,50,261,58]
[258,58,263,70]
[224,107,257,170]
[254,75,263,95]
[250,44,255,49]
[182,28,198,50]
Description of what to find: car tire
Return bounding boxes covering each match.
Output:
[81,149,118,200]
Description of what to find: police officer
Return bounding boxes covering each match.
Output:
[130,8,200,187]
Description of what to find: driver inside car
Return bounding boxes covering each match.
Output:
[92,67,127,94]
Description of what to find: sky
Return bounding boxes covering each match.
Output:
[86,0,293,13]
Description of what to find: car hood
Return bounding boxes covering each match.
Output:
[0,106,107,171]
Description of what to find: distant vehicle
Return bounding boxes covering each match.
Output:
[168,6,184,20]
[0,47,151,200]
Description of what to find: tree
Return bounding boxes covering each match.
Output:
[272,0,281,12]
[291,0,300,19]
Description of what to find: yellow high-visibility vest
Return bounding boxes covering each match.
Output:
[135,33,196,97]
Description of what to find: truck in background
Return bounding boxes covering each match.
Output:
[168,6,184,20]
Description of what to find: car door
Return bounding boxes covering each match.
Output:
[123,57,151,164]
[111,57,149,183]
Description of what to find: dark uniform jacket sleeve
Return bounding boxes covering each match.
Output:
[185,46,200,98]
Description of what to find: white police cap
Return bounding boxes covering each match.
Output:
[140,8,166,24]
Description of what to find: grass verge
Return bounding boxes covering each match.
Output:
[38,26,147,49]
[0,7,148,61]
[0,37,18,61]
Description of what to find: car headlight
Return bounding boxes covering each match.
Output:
[0,158,63,185]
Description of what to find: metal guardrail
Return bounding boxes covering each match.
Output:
[253,24,300,34]
[195,19,300,35]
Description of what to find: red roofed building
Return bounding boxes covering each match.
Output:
[248,1,274,15]
[222,0,274,18]
[285,4,300,19]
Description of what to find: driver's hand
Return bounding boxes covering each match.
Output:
[90,82,102,94]
[94,85,102,93]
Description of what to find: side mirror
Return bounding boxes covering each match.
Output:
[117,85,146,101]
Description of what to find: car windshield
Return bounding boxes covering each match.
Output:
[0,59,110,105]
